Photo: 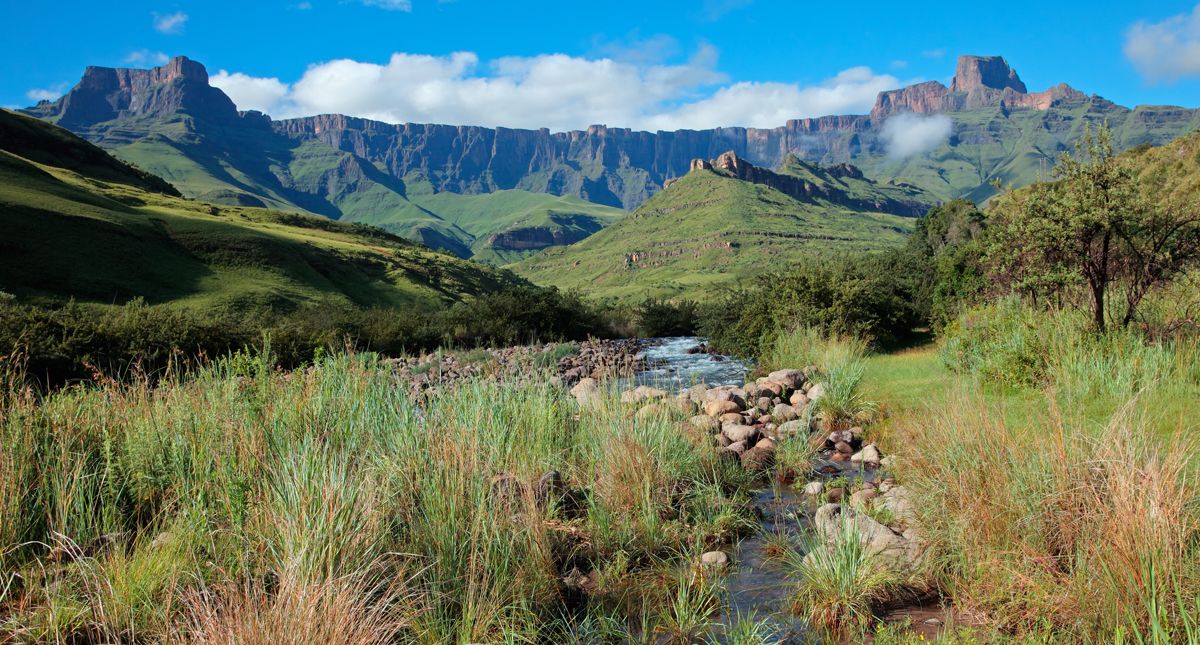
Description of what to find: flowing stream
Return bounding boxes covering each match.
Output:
[632,337,808,641]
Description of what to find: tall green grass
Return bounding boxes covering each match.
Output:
[0,349,755,641]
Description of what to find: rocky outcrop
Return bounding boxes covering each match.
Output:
[951,55,1027,93]
[26,56,248,129]
[687,151,930,216]
[871,55,1090,120]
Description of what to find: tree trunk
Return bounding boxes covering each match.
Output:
[1090,279,1106,333]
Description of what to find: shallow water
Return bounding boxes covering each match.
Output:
[626,336,750,390]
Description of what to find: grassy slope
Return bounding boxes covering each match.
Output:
[511,169,914,302]
[0,112,521,309]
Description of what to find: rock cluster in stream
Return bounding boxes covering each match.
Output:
[386,338,646,395]
[580,364,926,576]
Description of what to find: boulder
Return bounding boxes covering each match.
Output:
[727,440,748,455]
[813,503,913,570]
[755,437,777,451]
[701,551,729,567]
[704,400,741,417]
[834,441,854,455]
[723,424,758,444]
[773,403,798,422]
[741,445,775,473]
[806,383,826,402]
[570,378,602,407]
[878,486,916,526]
[776,419,807,437]
[757,381,784,399]
[675,396,699,416]
[861,444,882,465]
[768,369,806,390]
[755,397,773,413]
[719,412,744,425]
[789,391,809,408]
[687,415,721,433]
[803,481,824,497]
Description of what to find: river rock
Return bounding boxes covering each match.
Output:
[715,447,740,466]
[834,441,854,455]
[878,486,915,526]
[701,551,729,567]
[719,412,744,425]
[727,440,748,455]
[776,419,807,437]
[849,489,877,508]
[789,391,809,408]
[813,503,912,570]
[570,378,602,407]
[741,445,775,473]
[861,444,881,465]
[621,386,668,405]
[705,400,741,417]
[688,415,721,433]
[674,395,699,416]
[756,396,772,413]
[767,369,804,390]
[773,403,798,421]
[803,481,824,497]
[757,381,784,398]
[723,424,758,443]
[807,383,826,401]
[756,437,777,451]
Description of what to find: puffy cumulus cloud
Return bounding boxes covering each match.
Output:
[1124,4,1200,82]
[646,67,901,130]
[211,48,906,131]
[153,11,187,34]
[210,70,291,114]
[881,113,953,159]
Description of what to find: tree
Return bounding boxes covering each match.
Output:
[986,124,1200,332]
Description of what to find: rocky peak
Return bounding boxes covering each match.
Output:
[951,55,1027,93]
[25,55,241,129]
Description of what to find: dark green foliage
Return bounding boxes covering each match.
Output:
[904,199,988,330]
[698,254,925,358]
[636,300,700,337]
[0,287,616,386]
[985,124,1200,332]
[439,286,610,347]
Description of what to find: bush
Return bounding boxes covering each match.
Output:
[636,299,700,337]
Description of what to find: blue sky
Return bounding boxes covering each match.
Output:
[3,0,1199,130]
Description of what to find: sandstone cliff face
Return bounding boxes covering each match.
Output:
[25,54,1200,214]
[28,56,245,129]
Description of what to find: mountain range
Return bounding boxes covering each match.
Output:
[23,54,1200,262]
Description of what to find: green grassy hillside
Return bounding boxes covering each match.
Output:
[0,110,522,310]
[511,168,914,301]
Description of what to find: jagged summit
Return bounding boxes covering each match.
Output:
[24,55,244,129]
[951,55,1027,93]
[870,54,1085,119]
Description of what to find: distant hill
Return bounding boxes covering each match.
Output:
[24,55,1199,258]
[0,109,522,309]
[511,152,917,301]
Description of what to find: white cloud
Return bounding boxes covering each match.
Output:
[361,0,411,10]
[880,112,953,159]
[296,1,313,8]
[210,70,291,114]
[921,49,945,59]
[1124,4,1200,82]
[210,48,906,131]
[153,11,188,34]
[26,85,67,103]
[124,49,170,66]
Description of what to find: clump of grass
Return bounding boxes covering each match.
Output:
[899,391,1200,637]
[0,348,758,640]
[653,573,721,644]
[787,517,899,634]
